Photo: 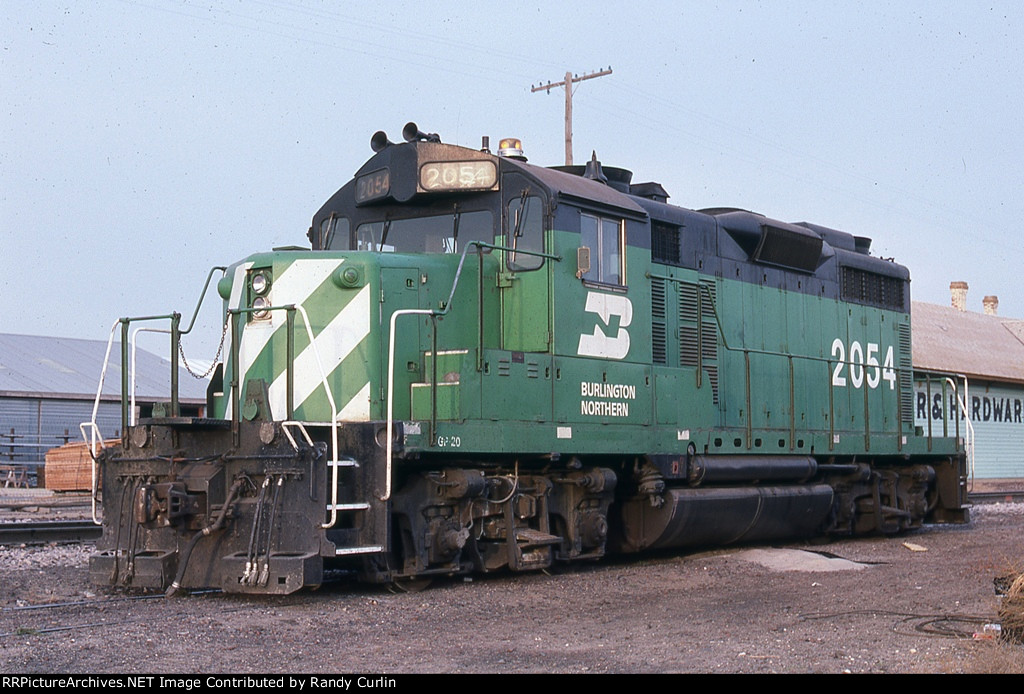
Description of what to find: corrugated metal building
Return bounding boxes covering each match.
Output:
[0,333,207,471]
[912,297,1024,481]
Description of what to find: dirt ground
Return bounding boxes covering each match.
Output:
[1,502,1022,674]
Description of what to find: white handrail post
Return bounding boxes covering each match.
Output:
[943,375,975,491]
[385,309,434,502]
[79,319,121,526]
[289,305,341,529]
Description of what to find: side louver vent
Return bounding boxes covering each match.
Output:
[652,222,681,265]
[652,277,667,365]
[898,322,913,423]
[841,267,906,312]
[752,224,823,272]
[679,280,719,404]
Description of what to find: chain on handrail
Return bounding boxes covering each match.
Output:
[178,319,229,380]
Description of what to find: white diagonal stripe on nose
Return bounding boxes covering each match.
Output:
[337,381,372,421]
[233,258,345,417]
[268,282,372,419]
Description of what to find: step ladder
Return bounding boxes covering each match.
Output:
[282,421,387,557]
[325,456,385,556]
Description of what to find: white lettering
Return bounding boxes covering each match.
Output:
[580,382,637,399]
[581,400,630,417]
[832,338,896,390]
[579,380,636,418]
[310,677,351,690]
[358,677,398,688]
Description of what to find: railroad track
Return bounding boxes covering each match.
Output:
[0,520,101,545]
[969,490,1024,504]
[0,488,1020,547]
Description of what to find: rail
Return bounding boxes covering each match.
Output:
[0,520,102,545]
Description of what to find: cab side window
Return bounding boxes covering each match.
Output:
[507,194,544,271]
[581,213,623,285]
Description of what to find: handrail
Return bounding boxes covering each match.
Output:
[292,304,341,528]
[131,327,170,426]
[452,241,560,370]
[84,319,121,444]
[944,376,975,489]
[80,317,174,525]
[385,309,435,502]
[382,241,560,501]
[82,266,228,439]
[441,241,559,312]
[79,320,121,525]
[226,304,341,528]
[78,266,228,526]
[281,420,315,450]
[78,421,104,525]
[180,267,229,335]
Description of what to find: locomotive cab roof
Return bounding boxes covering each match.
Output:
[311,124,904,288]
[312,132,648,239]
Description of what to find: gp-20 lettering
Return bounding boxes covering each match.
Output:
[436,435,461,448]
[830,338,896,390]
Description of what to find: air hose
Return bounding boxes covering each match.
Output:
[165,478,246,598]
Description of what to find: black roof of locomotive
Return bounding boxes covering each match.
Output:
[313,137,907,281]
[330,140,648,215]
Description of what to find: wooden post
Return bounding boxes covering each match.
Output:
[531,67,612,166]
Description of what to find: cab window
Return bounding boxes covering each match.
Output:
[507,194,544,271]
[345,209,494,253]
[319,214,350,250]
[581,213,623,285]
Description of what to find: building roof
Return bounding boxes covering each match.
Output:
[912,302,1024,384]
[0,332,207,401]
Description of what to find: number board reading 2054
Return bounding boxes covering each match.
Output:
[419,160,498,193]
[355,168,390,203]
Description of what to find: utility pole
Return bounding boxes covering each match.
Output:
[532,67,612,166]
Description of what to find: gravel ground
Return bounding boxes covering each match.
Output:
[1,503,1022,674]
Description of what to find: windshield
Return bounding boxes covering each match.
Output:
[340,209,494,253]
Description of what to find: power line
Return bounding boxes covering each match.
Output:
[532,68,612,166]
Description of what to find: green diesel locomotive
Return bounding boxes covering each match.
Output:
[86,123,969,594]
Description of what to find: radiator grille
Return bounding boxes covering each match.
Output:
[841,266,906,311]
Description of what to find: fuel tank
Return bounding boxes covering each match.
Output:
[612,484,834,552]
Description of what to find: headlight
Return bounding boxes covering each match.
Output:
[251,271,270,295]
[252,296,271,320]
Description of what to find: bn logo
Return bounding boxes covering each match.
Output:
[577,292,632,360]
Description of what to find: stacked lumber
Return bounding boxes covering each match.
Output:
[43,441,113,492]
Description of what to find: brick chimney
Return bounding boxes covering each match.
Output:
[950,281,968,312]
[983,295,999,316]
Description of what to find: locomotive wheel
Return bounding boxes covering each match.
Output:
[387,577,433,593]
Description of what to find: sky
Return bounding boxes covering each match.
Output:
[2,0,1022,362]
